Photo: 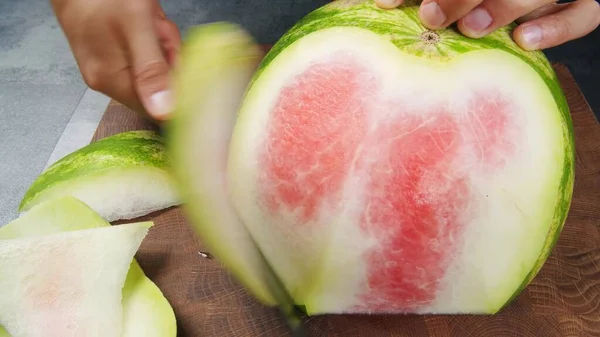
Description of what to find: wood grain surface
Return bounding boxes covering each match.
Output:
[93,63,600,337]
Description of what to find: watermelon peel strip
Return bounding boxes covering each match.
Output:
[167,22,307,335]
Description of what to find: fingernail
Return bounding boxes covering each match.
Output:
[521,25,543,49]
[420,1,446,28]
[462,7,493,35]
[149,90,174,119]
[375,0,403,9]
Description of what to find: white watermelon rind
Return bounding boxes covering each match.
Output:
[0,196,177,337]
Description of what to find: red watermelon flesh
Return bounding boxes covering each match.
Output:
[255,51,518,313]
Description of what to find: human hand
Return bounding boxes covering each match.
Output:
[51,0,181,121]
[375,0,600,51]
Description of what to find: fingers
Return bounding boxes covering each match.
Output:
[121,1,174,120]
[155,18,181,67]
[411,0,599,51]
[516,3,567,23]
[103,68,146,115]
[457,0,555,38]
[153,0,182,66]
[513,0,600,50]
[374,0,404,9]
[419,0,483,29]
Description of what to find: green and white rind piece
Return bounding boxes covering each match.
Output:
[0,196,176,337]
[0,207,153,337]
[226,0,575,315]
[19,130,180,222]
[168,22,278,306]
[169,24,306,334]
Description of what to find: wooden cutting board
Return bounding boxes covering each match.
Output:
[93,63,600,337]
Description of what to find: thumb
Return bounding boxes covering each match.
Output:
[123,4,174,120]
[375,0,404,9]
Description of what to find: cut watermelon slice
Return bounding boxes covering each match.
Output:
[0,196,176,337]
[0,213,152,337]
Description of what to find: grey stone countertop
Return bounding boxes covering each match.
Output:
[1,0,598,225]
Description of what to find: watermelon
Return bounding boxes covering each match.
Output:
[0,196,176,337]
[171,0,575,318]
[0,200,154,337]
[19,130,180,222]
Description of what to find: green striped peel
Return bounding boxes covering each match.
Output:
[19,130,180,222]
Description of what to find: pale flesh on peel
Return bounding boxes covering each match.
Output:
[169,23,278,305]
[19,168,179,222]
[227,27,569,315]
[0,221,152,337]
[0,196,176,337]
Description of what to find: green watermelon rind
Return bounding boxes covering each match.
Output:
[18,130,177,214]
[235,0,575,314]
[167,22,279,306]
[167,22,307,332]
[0,196,177,337]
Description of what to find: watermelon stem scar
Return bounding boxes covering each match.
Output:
[420,30,440,44]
